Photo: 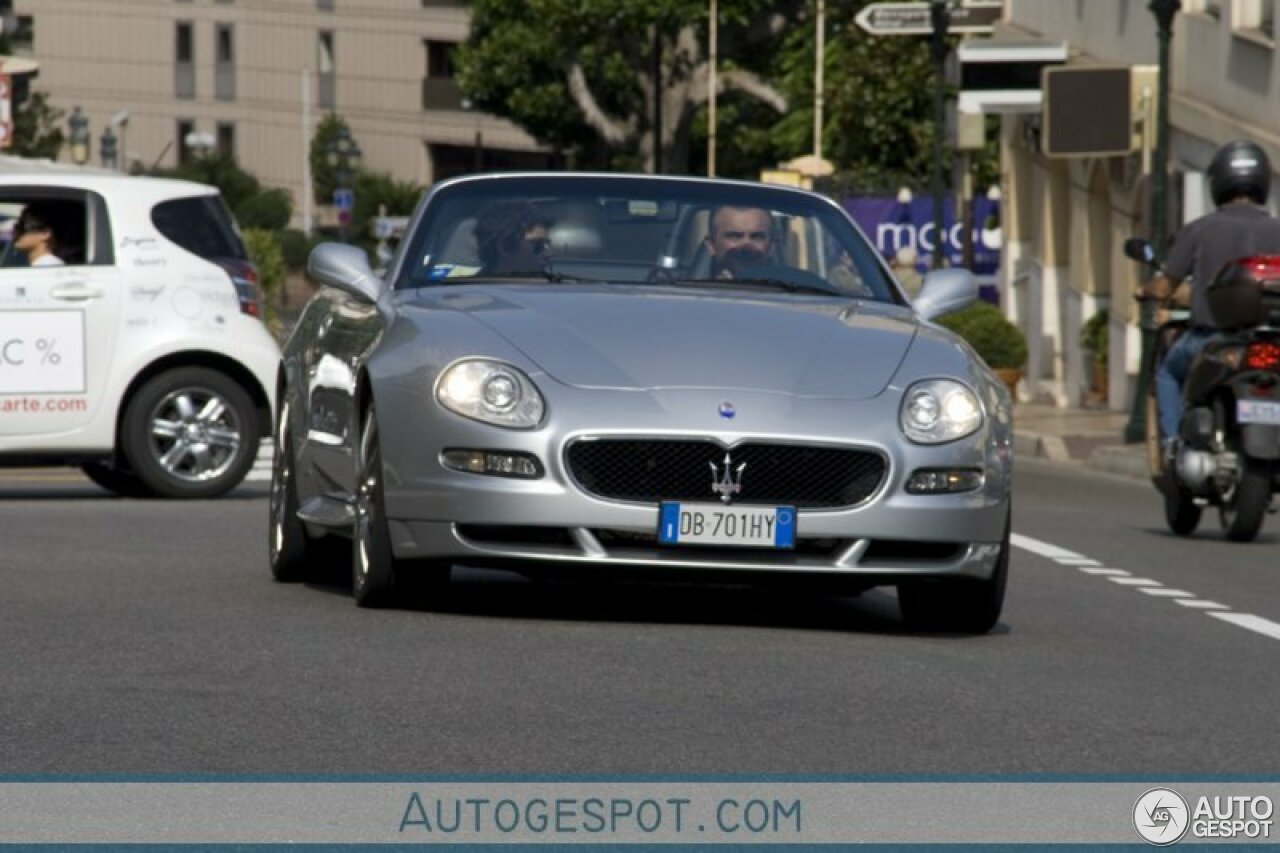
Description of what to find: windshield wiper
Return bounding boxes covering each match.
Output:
[667,277,841,297]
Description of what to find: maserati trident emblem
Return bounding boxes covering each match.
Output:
[710,453,746,504]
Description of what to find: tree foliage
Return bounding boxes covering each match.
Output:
[456,0,794,174]
[153,152,294,231]
[12,92,66,161]
[309,112,354,203]
[457,0,996,192]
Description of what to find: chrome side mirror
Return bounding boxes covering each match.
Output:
[307,243,382,304]
[913,268,978,321]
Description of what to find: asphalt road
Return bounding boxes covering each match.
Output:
[2,457,1278,775]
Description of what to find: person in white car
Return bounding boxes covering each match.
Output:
[13,203,65,267]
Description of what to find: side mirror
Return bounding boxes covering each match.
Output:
[913,268,978,321]
[1123,237,1155,265]
[307,242,382,304]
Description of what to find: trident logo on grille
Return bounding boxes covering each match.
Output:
[709,453,746,504]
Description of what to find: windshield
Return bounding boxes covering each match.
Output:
[394,176,904,305]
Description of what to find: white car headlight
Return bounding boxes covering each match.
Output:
[900,379,983,444]
[436,359,545,428]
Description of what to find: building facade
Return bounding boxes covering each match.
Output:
[8,0,549,225]
[997,0,1280,411]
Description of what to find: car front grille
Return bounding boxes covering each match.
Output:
[565,438,887,509]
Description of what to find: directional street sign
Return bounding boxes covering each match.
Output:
[855,2,1001,36]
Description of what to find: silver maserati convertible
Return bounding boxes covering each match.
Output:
[270,173,1013,632]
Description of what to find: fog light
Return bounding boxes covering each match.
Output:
[906,468,984,494]
[441,449,543,479]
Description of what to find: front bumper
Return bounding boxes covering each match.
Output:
[378,384,1012,582]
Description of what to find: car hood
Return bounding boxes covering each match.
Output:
[409,285,919,398]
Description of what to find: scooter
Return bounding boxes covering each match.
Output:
[1125,238,1280,541]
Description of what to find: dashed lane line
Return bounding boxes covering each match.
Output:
[1013,532,1280,644]
[1210,612,1280,641]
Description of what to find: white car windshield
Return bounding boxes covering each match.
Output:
[394,175,904,305]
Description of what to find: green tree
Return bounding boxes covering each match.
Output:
[11,92,66,161]
[456,0,795,174]
[309,112,356,203]
[153,152,294,232]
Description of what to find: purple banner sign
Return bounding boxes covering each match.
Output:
[842,195,1002,278]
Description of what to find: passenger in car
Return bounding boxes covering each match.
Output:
[474,200,553,276]
[13,203,66,267]
[704,205,774,279]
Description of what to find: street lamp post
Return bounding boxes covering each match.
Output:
[324,126,362,243]
[928,0,950,271]
[1124,0,1180,444]
[67,106,90,166]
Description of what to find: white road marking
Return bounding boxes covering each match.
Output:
[1176,599,1230,610]
[1210,612,1280,640]
[1010,533,1085,560]
[1013,533,1280,643]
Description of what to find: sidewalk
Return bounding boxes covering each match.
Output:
[1013,400,1149,482]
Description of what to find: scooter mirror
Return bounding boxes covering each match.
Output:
[1123,237,1155,265]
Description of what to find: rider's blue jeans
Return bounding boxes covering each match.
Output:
[1156,327,1216,442]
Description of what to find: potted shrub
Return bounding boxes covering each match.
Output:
[1080,308,1108,399]
[936,301,1028,397]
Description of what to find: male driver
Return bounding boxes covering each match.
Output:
[474,200,552,276]
[704,205,774,279]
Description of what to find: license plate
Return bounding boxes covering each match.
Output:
[1238,399,1280,425]
[657,502,796,549]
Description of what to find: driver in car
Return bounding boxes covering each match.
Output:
[705,205,774,279]
[474,200,552,276]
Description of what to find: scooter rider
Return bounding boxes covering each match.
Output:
[1142,140,1280,456]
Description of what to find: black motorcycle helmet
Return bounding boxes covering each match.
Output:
[1209,140,1272,206]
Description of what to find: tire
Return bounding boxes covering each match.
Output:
[352,401,400,607]
[898,507,1010,634]
[1220,457,1271,542]
[268,401,321,582]
[121,367,259,499]
[80,460,152,498]
[1163,488,1202,536]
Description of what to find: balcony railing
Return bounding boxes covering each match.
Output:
[318,72,336,108]
[175,63,195,99]
[215,63,236,100]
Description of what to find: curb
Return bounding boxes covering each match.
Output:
[1085,445,1151,483]
[1014,429,1149,483]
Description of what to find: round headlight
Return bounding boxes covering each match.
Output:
[906,390,940,430]
[482,372,519,413]
[900,379,983,444]
[436,359,545,428]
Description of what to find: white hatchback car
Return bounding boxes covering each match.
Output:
[0,165,280,498]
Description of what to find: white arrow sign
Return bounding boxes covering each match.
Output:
[855,2,1001,36]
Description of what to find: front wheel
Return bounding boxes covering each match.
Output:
[1220,456,1271,542]
[268,400,326,582]
[898,507,1010,634]
[121,367,259,499]
[352,402,399,607]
